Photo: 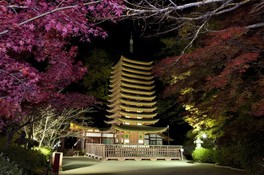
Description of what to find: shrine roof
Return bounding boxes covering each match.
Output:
[112,125,168,133]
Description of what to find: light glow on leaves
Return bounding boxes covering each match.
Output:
[180,88,194,95]
[169,71,191,84]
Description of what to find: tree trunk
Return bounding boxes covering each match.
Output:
[4,130,15,150]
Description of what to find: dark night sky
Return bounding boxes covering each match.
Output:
[87,20,163,62]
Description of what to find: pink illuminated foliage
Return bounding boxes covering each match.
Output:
[0,0,123,130]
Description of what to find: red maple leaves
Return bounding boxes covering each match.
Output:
[0,0,123,128]
[154,23,263,121]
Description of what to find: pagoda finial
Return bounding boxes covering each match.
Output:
[129,32,133,54]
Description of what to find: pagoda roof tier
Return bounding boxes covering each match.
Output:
[121,77,154,85]
[105,119,121,125]
[111,125,168,133]
[120,105,157,113]
[120,111,157,118]
[112,56,153,73]
[109,81,155,90]
[123,67,153,75]
[109,77,154,87]
[108,92,156,103]
[110,72,153,81]
[112,66,153,76]
[109,81,121,89]
[107,105,157,113]
[107,99,121,108]
[107,99,156,108]
[122,82,155,90]
[122,56,153,66]
[106,112,120,118]
[118,117,159,124]
[121,93,156,101]
[108,87,155,97]
[106,106,120,113]
[122,62,153,71]
[105,118,158,125]
[110,76,154,86]
[107,94,121,103]
[112,57,153,71]
[112,59,122,69]
[111,65,122,74]
[106,111,157,119]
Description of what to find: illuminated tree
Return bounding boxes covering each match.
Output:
[153,1,264,172]
[30,106,92,148]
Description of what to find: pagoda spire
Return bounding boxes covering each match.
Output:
[129,33,133,54]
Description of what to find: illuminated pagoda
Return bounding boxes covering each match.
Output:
[106,56,167,145]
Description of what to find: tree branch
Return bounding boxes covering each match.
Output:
[122,0,250,37]
[0,1,101,36]
[124,0,236,15]
[247,22,264,29]
[181,20,207,55]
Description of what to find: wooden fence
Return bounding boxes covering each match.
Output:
[86,144,184,161]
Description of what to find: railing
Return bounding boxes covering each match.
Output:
[86,144,184,161]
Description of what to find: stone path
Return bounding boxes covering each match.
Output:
[60,157,246,175]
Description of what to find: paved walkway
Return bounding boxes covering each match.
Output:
[60,157,246,175]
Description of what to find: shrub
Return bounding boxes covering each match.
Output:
[240,130,264,175]
[192,148,216,163]
[215,146,242,168]
[34,147,52,160]
[2,145,48,175]
[0,153,23,175]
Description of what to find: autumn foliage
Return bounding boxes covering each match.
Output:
[0,0,123,129]
[155,25,263,118]
[154,1,264,172]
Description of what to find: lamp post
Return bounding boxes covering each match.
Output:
[194,133,207,149]
[167,125,170,145]
[194,137,203,149]
[180,148,184,161]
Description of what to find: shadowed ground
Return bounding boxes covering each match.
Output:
[60,157,246,175]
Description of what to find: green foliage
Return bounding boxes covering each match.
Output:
[0,153,23,175]
[178,22,195,39]
[82,48,113,100]
[192,148,216,163]
[1,145,48,175]
[215,116,264,174]
[240,130,264,175]
[157,96,183,121]
[154,2,263,174]
[215,146,243,168]
[155,37,183,58]
[34,147,52,160]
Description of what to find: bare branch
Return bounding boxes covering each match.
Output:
[181,20,207,55]
[29,106,93,148]
[124,0,239,16]
[122,0,251,37]
[246,22,264,29]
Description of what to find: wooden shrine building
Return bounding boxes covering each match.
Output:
[67,56,184,161]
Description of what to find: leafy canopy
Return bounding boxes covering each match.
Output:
[0,0,123,130]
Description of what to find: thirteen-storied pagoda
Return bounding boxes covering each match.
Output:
[106,56,167,144]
